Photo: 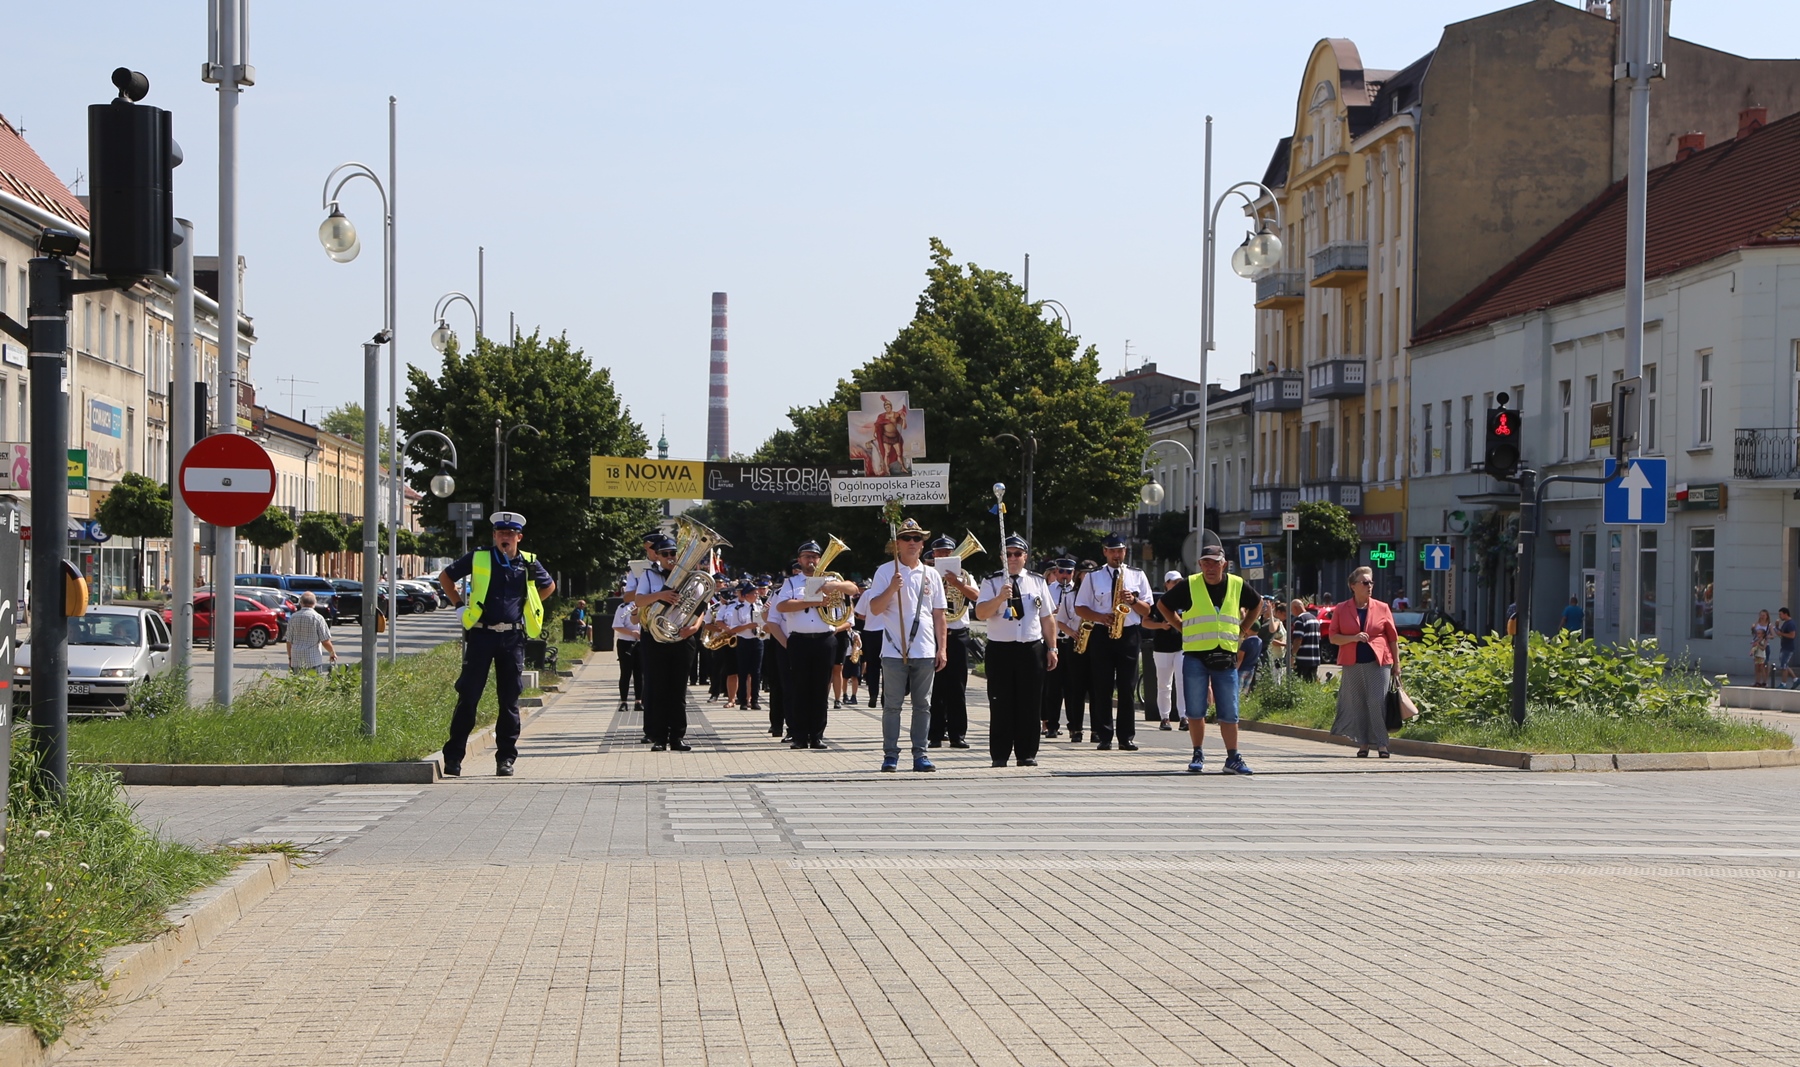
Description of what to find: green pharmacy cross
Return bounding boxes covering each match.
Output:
[1370,542,1397,569]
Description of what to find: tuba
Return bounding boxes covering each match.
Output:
[642,516,732,643]
[813,534,853,627]
[941,531,986,623]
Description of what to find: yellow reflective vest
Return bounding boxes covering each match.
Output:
[462,548,545,638]
[1181,573,1243,653]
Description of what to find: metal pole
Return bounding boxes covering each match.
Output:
[1617,0,1657,647]
[213,0,242,709]
[476,246,485,341]
[171,219,196,671]
[1024,434,1036,551]
[493,417,503,514]
[1197,115,1213,530]
[362,339,381,734]
[28,255,73,795]
[1286,525,1295,672]
[386,97,400,662]
[1511,468,1538,725]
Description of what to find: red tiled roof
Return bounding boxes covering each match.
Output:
[0,112,88,229]
[1415,107,1800,343]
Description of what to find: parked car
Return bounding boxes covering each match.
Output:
[1394,608,1463,642]
[237,573,338,620]
[328,579,388,624]
[234,586,294,639]
[14,606,174,715]
[164,593,282,648]
[394,581,438,614]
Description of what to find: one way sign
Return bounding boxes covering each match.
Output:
[1423,544,1452,571]
[1603,457,1668,525]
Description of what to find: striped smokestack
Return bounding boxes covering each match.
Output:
[707,292,729,461]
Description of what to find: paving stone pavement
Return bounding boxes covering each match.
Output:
[67,658,1800,1065]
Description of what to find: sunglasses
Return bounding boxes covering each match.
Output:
[1005,550,1025,558]
[898,534,925,542]
[658,550,677,558]
[1353,579,1373,586]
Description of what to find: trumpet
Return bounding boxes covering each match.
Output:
[941,530,985,623]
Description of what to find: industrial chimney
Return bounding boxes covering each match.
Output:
[707,292,729,461]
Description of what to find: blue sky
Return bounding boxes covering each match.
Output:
[5,1,1797,463]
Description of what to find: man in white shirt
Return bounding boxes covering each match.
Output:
[1073,533,1154,750]
[627,532,702,751]
[862,519,948,772]
[776,539,861,750]
[285,591,336,675]
[975,534,1057,767]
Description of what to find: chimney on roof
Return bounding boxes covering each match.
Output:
[1738,107,1767,140]
[1676,131,1705,161]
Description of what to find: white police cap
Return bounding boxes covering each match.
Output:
[491,511,526,531]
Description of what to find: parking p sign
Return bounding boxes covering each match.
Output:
[1238,543,1264,570]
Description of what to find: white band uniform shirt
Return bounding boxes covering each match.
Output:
[624,565,669,599]
[1073,564,1154,627]
[1049,580,1077,637]
[980,570,1055,643]
[777,574,839,635]
[864,560,948,660]
[612,602,640,638]
[939,559,973,631]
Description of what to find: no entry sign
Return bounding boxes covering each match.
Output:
[180,433,276,527]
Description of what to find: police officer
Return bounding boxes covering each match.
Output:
[975,534,1057,767]
[1074,533,1154,750]
[628,532,703,751]
[927,534,977,748]
[776,541,860,748]
[437,511,556,776]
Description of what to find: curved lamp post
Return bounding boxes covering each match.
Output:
[1140,439,1198,565]
[431,287,482,355]
[496,421,540,514]
[991,431,1038,549]
[1036,299,1072,335]
[391,429,459,661]
[1198,114,1284,525]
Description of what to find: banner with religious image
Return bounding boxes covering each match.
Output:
[847,390,926,476]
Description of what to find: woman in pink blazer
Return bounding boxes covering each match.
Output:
[1326,566,1402,757]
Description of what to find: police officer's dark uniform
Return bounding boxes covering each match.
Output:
[628,532,700,751]
[1040,558,1076,737]
[1073,533,1154,750]
[439,510,555,777]
[927,534,976,748]
[975,534,1057,767]
[776,540,859,749]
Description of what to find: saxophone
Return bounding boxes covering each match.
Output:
[642,515,732,644]
[1107,565,1130,640]
[1074,621,1096,654]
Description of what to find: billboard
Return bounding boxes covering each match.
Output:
[848,390,926,476]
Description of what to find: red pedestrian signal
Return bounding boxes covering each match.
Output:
[1485,407,1522,479]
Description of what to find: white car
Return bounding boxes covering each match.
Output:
[14,606,174,716]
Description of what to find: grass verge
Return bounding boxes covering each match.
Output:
[69,644,505,765]
[1239,672,1792,753]
[1,751,235,1044]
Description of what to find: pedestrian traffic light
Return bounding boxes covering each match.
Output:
[1485,399,1522,479]
[88,68,177,282]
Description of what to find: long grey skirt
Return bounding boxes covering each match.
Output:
[1332,661,1392,748]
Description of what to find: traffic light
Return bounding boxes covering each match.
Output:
[87,69,177,282]
[1485,405,1522,479]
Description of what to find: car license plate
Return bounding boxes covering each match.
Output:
[67,683,92,695]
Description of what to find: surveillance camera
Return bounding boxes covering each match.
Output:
[372,329,393,345]
[37,229,81,257]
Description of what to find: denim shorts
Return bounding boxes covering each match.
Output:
[1181,654,1240,723]
[1780,649,1796,671]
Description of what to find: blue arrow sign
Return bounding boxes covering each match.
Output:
[1423,544,1452,571]
[1603,458,1668,525]
[1238,543,1264,569]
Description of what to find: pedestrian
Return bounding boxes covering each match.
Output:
[628,532,700,752]
[763,585,791,738]
[1156,530,1257,775]
[854,576,883,707]
[706,586,742,706]
[1392,588,1410,611]
[736,582,766,711]
[1145,570,1186,730]
[1074,533,1154,751]
[1236,600,1269,692]
[1778,608,1798,689]
[437,510,557,776]
[1751,609,1773,687]
[862,518,949,772]
[842,624,863,706]
[572,599,592,641]
[1040,559,1079,737]
[285,591,336,676]
[1327,566,1401,758]
[1290,599,1322,682]
[1267,601,1289,677]
[775,539,862,749]
[975,533,1057,767]
[1561,596,1585,635]
[927,534,978,749]
[1053,560,1095,741]
[612,598,641,708]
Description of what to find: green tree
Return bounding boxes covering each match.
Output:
[319,402,394,458]
[239,506,296,573]
[401,330,660,589]
[1292,500,1359,593]
[96,472,172,594]
[702,239,1145,575]
[396,527,421,558]
[295,511,348,567]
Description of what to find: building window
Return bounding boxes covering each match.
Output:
[82,300,93,355]
[1644,363,1659,453]
[15,378,24,438]
[1559,379,1572,460]
[1585,375,1599,456]
[1389,404,1399,476]
[1422,404,1434,475]
[0,377,7,439]
[1372,408,1383,481]
[1461,397,1474,472]
[1696,350,1713,446]
[1639,529,1658,638]
[1441,401,1453,472]
[1689,528,1713,639]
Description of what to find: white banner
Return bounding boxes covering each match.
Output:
[830,463,950,507]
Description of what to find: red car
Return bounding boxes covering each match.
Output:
[162,594,282,649]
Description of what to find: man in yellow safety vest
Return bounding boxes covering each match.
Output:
[438,510,556,777]
[1156,530,1259,775]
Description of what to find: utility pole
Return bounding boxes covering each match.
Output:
[171,219,196,671]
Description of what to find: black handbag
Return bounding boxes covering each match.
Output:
[1384,685,1404,730]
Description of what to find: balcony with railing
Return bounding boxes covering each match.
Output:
[1309,240,1369,287]
[1253,270,1304,310]
[1299,480,1362,510]
[1734,427,1800,478]
[1252,370,1304,412]
[1307,357,1366,400]
[1249,485,1299,518]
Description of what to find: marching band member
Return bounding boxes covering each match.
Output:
[927,534,978,749]
[975,534,1057,767]
[1040,558,1075,738]
[627,532,702,751]
[1073,533,1154,751]
[776,540,861,749]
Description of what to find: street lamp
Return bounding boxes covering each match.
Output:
[496,420,540,514]
[431,251,485,354]
[320,98,402,662]
[991,432,1037,549]
[1197,114,1284,526]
